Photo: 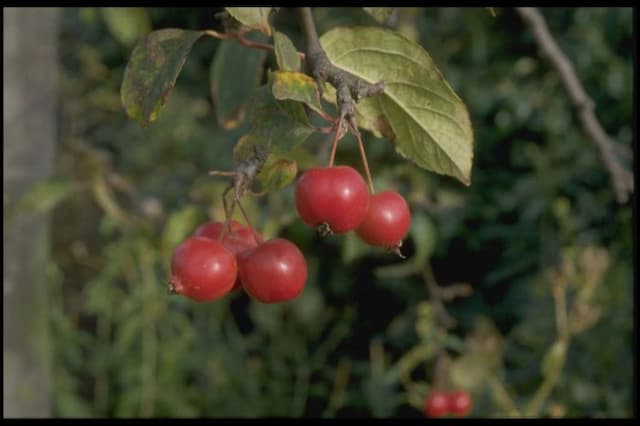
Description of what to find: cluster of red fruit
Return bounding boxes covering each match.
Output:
[423,390,473,418]
[295,165,411,248]
[169,220,307,303]
[168,164,410,304]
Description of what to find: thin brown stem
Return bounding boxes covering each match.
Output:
[209,170,236,177]
[328,117,343,167]
[313,107,336,123]
[221,185,235,242]
[315,126,335,134]
[236,196,262,246]
[204,29,306,59]
[353,128,375,194]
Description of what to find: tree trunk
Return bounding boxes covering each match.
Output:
[3,7,58,418]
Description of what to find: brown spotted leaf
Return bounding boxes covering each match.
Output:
[121,29,204,127]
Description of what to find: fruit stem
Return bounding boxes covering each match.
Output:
[221,185,235,242]
[353,128,375,194]
[236,196,262,247]
[327,116,344,168]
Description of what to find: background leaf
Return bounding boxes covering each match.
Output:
[225,7,272,36]
[121,29,204,126]
[161,205,207,268]
[101,8,151,47]
[320,26,473,184]
[211,34,268,129]
[273,31,300,71]
[273,31,301,72]
[363,7,395,24]
[13,177,81,215]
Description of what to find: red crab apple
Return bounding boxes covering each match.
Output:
[193,220,263,290]
[295,166,369,234]
[237,238,307,303]
[169,236,237,302]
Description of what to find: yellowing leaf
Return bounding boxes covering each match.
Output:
[225,7,272,36]
[320,27,474,185]
[256,157,297,191]
[271,70,324,116]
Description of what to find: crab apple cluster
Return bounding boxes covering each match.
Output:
[295,165,411,252]
[169,220,307,304]
[423,390,473,418]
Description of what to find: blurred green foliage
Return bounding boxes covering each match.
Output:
[44,7,633,418]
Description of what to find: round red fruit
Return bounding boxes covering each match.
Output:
[448,391,472,417]
[237,238,307,303]
[169,236,237,302]
[194,220,263,290]
[424,391,450,418]
[356,190,410,247]
[295,166,369,234]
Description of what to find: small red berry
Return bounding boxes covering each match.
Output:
[448,391,472,417]
[356,190,410,247]
[295,166,370,234]
[237,238,307,303]
[169,236,237,302]
[424,391,450,418]
[193,220,263,290]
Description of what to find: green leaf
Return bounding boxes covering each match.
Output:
[363,7,395,24]
[121,29,204,127]
[273,31,301,72]
[225,7,272,36]
[271,70,324,116]
[320,27,474,185]
[101,8,151,47]
[211,35,267,129]
[14,177,80,215]
[487,7,497,17]
[256,157,297,191]
[239,82,314,160]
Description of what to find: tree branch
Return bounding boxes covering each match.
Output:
[297,7,385,132]
[516,7,633,204]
